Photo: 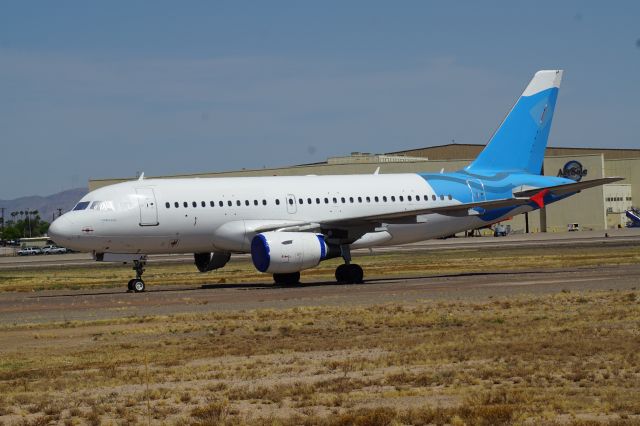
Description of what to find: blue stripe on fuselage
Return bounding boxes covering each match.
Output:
[417,171,576,222]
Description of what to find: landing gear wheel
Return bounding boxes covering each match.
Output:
[335,264,348,283]
[346,264,364,284]
[335,264,363,284]
[126,258,148,293]
[273,272,301,286]
[132,279,145,293]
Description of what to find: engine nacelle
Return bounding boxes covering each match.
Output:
[251,232,327,274]
[194,252,231,272]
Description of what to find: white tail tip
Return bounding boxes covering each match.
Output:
[522,70,563,96]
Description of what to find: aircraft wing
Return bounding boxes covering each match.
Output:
[512,177,624,198]
[321,197,533,225]
[256,178,623,234]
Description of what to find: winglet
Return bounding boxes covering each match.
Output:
[373,167,380,175]
[138,172,145,181]
[530,189,550,208]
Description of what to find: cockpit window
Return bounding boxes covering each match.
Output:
[73,201,90,211]
[90,201,115,211]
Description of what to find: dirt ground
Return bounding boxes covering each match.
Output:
[0,238,639,425]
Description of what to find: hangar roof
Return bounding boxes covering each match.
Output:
[389,144,640,161]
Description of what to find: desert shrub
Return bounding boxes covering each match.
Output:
[191,400,229,425]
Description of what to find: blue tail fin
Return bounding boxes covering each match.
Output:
[465,70,563,175]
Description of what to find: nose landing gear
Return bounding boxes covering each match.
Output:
[127,259,146,293]
[335,245,364,284]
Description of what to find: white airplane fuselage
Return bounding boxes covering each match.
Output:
[51,173,528,255]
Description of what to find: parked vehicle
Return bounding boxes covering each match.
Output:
[493,224,511,237]
[17,247,42,256]
[42,245,68,254]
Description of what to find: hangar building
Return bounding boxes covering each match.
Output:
[89,144,640,233]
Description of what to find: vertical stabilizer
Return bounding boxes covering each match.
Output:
[465,70,563,175]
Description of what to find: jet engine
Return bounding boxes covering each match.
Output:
[251,232,328,274]
[194,252,231,272]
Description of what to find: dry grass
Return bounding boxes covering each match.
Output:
[1,245,639,424]
[1,287,639,424]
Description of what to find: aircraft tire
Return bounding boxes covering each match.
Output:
[132,279,145,293]
[346,264,364,284]
[335,264,348,283]
[127,279,135,292]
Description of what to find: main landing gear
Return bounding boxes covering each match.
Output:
[273,271,301,286]
[335,245,364,284]
[127,259,146,293]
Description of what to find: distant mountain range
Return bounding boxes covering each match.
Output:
[0,188,88,224]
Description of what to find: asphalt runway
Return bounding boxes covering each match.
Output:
[1,260,639,326]
[1,229,639,326]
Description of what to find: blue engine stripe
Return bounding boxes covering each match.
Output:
[317,234,326,259]
[251,234,271,272]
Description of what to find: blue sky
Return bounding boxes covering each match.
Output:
[1,1,639,198]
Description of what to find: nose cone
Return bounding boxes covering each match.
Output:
[48,215,74,247]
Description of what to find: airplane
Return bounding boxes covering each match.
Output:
[48,70,622,292]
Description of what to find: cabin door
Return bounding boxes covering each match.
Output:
[136,188,159,226]
[286,194,297,214]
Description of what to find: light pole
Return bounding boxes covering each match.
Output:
[0,207,4,239]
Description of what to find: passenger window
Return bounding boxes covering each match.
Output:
[408,195,412,201]
[432,195,436,201]
[415,195,420,201]
[307,198,312,204]
[289,199,294,205]
[228,201,232,207]
[165,202,170,208]
[448,195,452,200]
[276,199,280,205]
[391,196,396,202]
[366,196,370,202]
[254,200,258,206]
[333,197,337,203]
[316,198,320,204]
[382,196,387,202]
[440,195,445,200]
[324,198,329,204]
[236,200,241,206]
[374,196,379,202]
[349,197,354,203]
[341,197,346,203]
[299,198,303,205]
[219,201,224,207]
[192,201,197,208]
[262,200,267,205]
[210,201,215,207]
[201,201,205,207]
[245,200,250,206]
[183,202,188,208]
[174,202,179,208]
[399,196,404,202]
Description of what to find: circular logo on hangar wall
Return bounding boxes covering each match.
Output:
[557,160,588,181]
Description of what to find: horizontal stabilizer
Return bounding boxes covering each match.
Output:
[513,177,624,198]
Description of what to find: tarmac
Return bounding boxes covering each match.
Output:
[0,228,638,326]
